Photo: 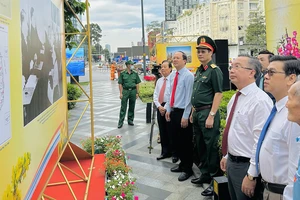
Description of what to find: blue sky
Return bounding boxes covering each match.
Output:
[87,0,165,52]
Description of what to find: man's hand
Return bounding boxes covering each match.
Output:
[181,118,188,128]
[158,106,166,116]
[136,93,139,99]
[165,112,171,122]
[241,175,256,198]
[205,115,214,129]
[119,94,123,99]
[220,157,227,172]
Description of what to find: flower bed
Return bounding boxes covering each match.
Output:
[81,135,137,200]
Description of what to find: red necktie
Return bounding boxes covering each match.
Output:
[221,91,242,155]
[158,78,166,104]
[170,72,179,108]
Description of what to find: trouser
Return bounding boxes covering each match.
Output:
[227,156,263,200]
[263,189,282,200]
[157,103,172,156]
[170,108,193,172]
[118,89,136,125]
[192,109,221,178]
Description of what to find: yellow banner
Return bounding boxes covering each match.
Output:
[156,42,200,72]
[0,0,67,199]
[265,0,300,53]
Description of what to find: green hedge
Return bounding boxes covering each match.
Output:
[67,83,83,109]
[139,81,155,103]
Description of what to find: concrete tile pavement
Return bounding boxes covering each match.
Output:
[68,66,212,200]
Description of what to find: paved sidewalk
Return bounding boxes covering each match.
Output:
[68,66,212,200]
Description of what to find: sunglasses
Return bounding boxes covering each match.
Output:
[263,69,285,76]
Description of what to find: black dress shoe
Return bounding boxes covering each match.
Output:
[156,154,171,160]
[128,122,134,126]
[172,156,179,163]
[170,165,182,173]
[201,185,213,196]
[118,124,123,129]
[191,175,211,184]
[178,171,193,182]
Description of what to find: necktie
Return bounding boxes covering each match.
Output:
[221,91,242,155]
[170,72,179,108]
[158,78,166,104]
[255,106,277,174]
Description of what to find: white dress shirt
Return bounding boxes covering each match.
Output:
[165,67,194,119]
[153,73,172,108]
[227,82,273,177]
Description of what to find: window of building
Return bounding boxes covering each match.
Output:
[238,3,243,9]
[249,3,258,10]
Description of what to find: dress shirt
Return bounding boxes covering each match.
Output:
[165,67,194,119]
[153,73,172,108]
[259,96,300,183]
[227,82,273,177]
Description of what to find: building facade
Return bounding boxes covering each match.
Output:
[165,0,199,21]
[173,0,264,56]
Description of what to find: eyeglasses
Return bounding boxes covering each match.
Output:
[228,65,253,71]
[263,69,285,76]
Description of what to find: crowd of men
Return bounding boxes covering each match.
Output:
[117,35,300,199]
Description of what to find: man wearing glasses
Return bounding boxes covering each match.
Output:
[220,55,273,200]
[256,56,300,200]
[190,35,223,197]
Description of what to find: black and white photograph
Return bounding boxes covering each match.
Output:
[21,0,63,126]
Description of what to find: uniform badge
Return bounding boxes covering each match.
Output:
[201,37,206,43]
[211,64,217,68]
[204,65,208,70]
[202,76,207,79]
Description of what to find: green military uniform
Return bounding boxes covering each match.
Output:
[191,60,223,178]
[118,69,141,127]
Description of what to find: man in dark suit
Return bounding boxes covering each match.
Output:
[256,50,275,103]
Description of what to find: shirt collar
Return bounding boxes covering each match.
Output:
[239,82,257,96]
[275,96,288,112]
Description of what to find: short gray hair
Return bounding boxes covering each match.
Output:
[238,54,261,79]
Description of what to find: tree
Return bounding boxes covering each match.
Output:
[83,23,102,46]
[64,0,87,49]
[146,21,161,33]
[245,11,267,55]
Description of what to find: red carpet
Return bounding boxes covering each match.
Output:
[43,154,106,200]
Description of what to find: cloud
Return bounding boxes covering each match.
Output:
[83,0,164,52]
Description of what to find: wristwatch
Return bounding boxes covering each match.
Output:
[247,173,257,181]
[209,111,216,117]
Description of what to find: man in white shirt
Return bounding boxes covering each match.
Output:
[165,51,195,182]
[284,79,300,200]
[153,60,173,160]
[220,55,273,200]
[256,56,300,200]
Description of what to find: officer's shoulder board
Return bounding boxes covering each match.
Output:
[210,64,217,69]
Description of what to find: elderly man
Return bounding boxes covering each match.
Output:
[284,80,300,200]
[220,55,273,200]
[165,51,194,182]
[153,60,173,160]
[255,56,300,200]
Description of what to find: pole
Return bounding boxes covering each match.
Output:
[141,0,146,76]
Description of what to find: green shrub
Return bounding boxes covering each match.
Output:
[67,83,83,109]
[139,81,155,103]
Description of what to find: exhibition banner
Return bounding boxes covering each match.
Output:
[66,48,85,76]
[156,42,200,71]
[265,0,300,53]
[0,0,68,199]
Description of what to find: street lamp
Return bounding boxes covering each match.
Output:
[141,0,146,76]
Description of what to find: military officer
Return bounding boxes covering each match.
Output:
[190,36,223,197]
[117,60,141,128]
